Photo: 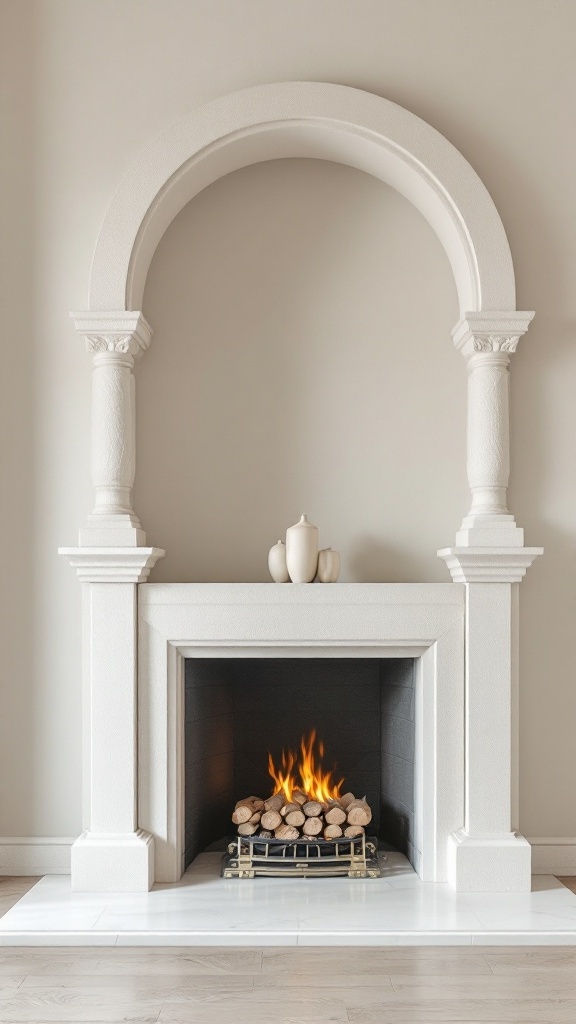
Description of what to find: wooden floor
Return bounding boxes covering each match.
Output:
[0,877,576,1022]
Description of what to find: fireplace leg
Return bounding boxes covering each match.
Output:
[65,575,161,891]
[444,580,533,892]
[71,831,154,892]
[446,829,531,892]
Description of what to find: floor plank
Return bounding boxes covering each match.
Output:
[0,879,38,922]
[0,945,575,1023]
[558,876,576,894]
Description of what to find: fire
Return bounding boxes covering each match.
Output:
[267,729,344,803]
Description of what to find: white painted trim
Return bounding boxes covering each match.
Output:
[87,81,516,314]
[138,582,465,886]
[0,838,75,875]
[529,839,576,875]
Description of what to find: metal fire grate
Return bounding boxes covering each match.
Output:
[222,833,382,878]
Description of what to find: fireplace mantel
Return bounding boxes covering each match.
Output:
[61,82,542,893]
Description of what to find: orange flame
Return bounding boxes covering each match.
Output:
[267,729,344,803]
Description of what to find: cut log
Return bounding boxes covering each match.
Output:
[274,824,300,841]
[237,822,258,836]
[285,810,306,827]
[324,824,343,840]
[347,800,372,826]
[303,800,323,818]
[344,824,365,838]
[339,792,356,809]
[324,805,346,825]
[248,811,262,824]
[231,804,253,825]
[259,830,272,839]
[302,816,323,836]
[264,793,284,812]
[261,809,282,830]
[292,790,307,805]
[280,802,299,818]
[235,796,259,807]
[251,798,264,811]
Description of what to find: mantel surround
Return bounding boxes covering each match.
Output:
[60,82,542,894]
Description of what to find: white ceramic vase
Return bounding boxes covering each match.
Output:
[268,540,290,583]
[285,514,319,583]
[317,548,341,583]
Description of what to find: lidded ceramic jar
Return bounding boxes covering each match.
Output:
[268,540,290,583]
[285,514,318,583]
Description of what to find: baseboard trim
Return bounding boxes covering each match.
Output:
[0,838,75,875]
[2,836,575,879]
[528,838,576,875]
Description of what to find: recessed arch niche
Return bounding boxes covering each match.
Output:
[136,155,464,583]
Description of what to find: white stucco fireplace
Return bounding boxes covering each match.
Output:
[61,81,542,894]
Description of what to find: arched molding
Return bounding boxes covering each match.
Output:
[88,81,516,315]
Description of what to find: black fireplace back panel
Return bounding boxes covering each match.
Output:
[184,658,415,868]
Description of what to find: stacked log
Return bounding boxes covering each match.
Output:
[232,792,371,841]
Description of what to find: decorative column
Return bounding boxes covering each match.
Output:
[439,311,542,892]
[452,312,534,548]
[73,311,152,547]
[60,311,164,891]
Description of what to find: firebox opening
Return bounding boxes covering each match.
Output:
[184,658,415,870]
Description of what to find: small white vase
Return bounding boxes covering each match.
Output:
[317,547,341,583]
[286,514,318,584]
[268,540,290,583]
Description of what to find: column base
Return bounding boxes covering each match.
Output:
[456,514,525,548]
[71,830,154,892]
[80,513,147,548]
[447,829,531,892]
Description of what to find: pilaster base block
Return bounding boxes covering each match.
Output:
[447,829,531,892]
[438,547,543,583]
[80,515,147,548]
[456,515,525,548]
[71,830,154,892]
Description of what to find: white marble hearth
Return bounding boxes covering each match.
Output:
[2,853,576,947]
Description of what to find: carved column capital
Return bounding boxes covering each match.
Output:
[452,311,534,361]
[72,311,152,363]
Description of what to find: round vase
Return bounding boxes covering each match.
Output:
[285,514,318,583]
[268,540,290,583]
[317,547,341,583]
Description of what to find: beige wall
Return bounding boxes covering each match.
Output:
[1,0,575,840]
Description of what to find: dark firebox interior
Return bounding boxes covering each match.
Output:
[184,658,415,868]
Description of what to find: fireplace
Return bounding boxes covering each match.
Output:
[61,82,543,895]
[184,657,415,870]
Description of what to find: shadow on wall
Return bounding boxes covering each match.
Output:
[0,3,40,834]
[135,157,463,584]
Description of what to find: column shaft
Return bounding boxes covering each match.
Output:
[466,351,510,516]
[91,352,136,516]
